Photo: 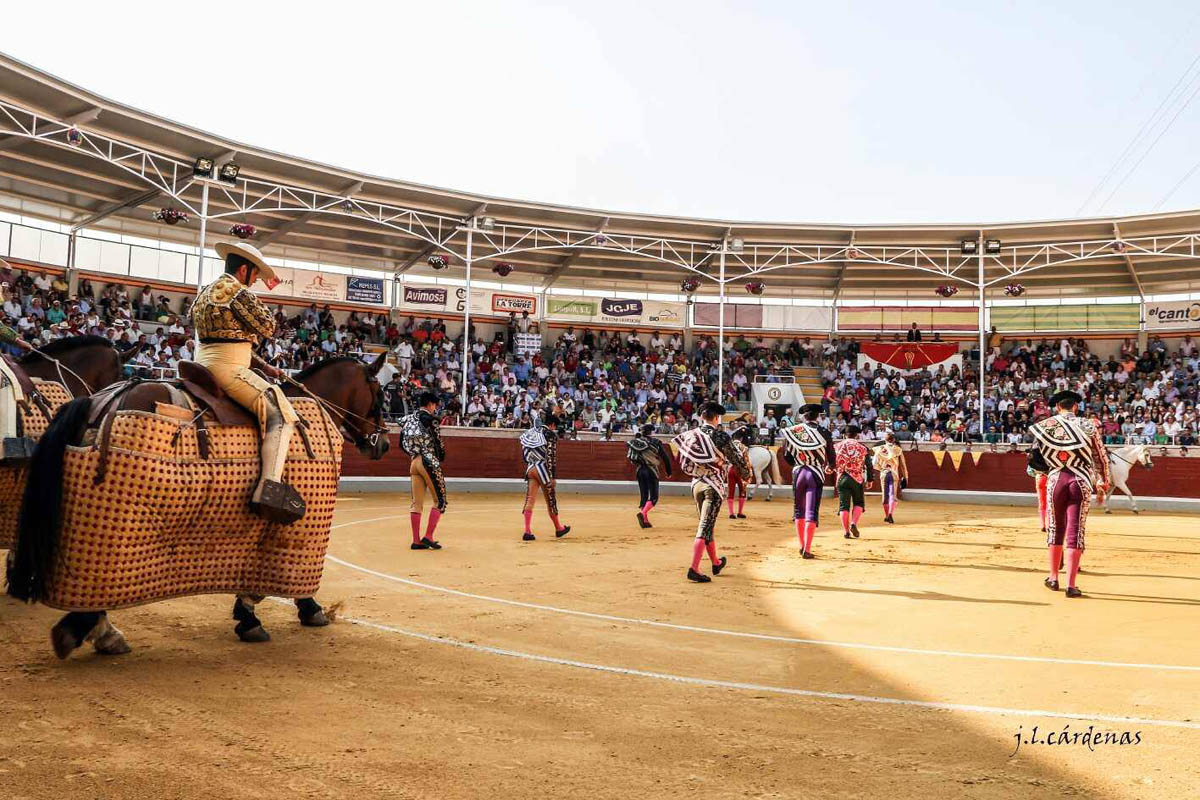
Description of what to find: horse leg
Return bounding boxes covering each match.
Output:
[50,611,103,659]
[1121,484,1138,514]
[1101,487,1112,514]
[295,597,329,627]
[85,612,131,655]
[232,595,271,643]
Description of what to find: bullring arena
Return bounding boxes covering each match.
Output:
[1,33,1200,800]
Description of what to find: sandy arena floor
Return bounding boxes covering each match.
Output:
[1,492,1198,800]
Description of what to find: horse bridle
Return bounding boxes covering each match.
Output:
[280,369,387,450]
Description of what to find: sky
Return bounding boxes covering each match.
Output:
[5,0,1200,225]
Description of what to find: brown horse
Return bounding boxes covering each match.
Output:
[8,353,390,657]
[19,334,142,397]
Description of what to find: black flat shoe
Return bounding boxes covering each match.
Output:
[421,537,442,550]
[410,541,429,550]
[802,551,815,560]
[555,525,571,538]
[1065,587,1083,598]
[687,568,711,583]
[1044,577,1059,591]
[636,512,651,529]
[736,513,747,519]
[729,513,737,519]
[844,532,852,539]
[712,556,728,575]
[522,532,536,541]
[850,524,861,538]
[884,515,894,524]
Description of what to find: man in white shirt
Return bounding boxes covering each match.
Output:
[394,339,415,376]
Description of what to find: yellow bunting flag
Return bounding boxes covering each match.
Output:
[931,450,946,468]
[947,450,965,472]
[970,450,984,466]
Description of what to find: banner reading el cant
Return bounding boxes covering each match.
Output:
[1144,299,1200,330]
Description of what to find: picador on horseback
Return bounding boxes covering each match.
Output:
[191,242,306,523]
[6,241,392,658]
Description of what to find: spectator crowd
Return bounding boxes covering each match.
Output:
[2,261,1197,446]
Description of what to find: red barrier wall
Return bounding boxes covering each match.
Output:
[342,437,1200,499]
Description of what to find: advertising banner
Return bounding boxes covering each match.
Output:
[291,269,346,302]
[599,298,643,324]
[402,285,449,310]
[1144,299,1200,331]
[346,276,385,304]
[990,303,1141,332]
[547,297,598,319]
[640,301,686,328]
[543,295,685,328]
[491,292,537,316]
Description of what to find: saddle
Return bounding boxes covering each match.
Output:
[176,361,256,426]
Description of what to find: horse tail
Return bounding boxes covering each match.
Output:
[6,396,93,602]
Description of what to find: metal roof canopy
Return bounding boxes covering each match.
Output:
[0,52,1199,301]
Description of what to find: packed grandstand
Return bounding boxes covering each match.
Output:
[2,259,1197,446]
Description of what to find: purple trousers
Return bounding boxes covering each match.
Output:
[1046,471,1090,551]
[793,465,823,522]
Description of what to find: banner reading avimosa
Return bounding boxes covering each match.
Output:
[1145,299,1200,330]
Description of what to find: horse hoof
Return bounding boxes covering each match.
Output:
[1131,509,1139,515]
[50,625,81,660]
[764,497,771,502]
[1104,508,1112,514]
[236,624,271,643]
[299,610,329,627]
[93,631,132,656]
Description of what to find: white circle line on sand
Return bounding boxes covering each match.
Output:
[328,515,1200,674]
[332,611,1200,731]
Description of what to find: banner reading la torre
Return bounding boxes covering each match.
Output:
[857,342,961,374]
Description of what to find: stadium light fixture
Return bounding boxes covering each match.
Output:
[1112,241,1127,253]
[960,239,978,256]
[217,161,240,184]
[192,157,214,179]
[984,239,1002,254]
[478,216,496,232]
[729,237,745,254]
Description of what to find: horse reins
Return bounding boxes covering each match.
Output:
[27,346,94,397]
[277,372,387,451]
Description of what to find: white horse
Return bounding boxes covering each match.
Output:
[745,445,784,501]
[1099,444,1154,514]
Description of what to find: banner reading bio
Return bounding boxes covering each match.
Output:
[1145,299,1200,330]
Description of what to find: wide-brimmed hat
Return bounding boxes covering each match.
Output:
[214,241,277,283]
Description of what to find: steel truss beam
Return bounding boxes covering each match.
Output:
[3,97,1200,291]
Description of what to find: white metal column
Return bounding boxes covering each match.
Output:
[977,234,986,440]
[196,181,210,291]
[461,225,474,413]
[717,244,727,406]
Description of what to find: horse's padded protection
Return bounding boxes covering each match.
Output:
[0,378,72,550]
[37,398,340,611]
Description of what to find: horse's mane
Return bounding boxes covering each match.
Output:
[292,356,363,381]
[19,335,114,364]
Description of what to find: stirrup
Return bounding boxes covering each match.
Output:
[252,480,306,524]
[2,436,36,463]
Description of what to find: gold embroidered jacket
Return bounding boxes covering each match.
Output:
[191,273,276,342]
